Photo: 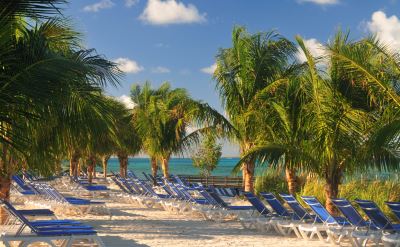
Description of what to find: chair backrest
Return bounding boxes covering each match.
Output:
[12,175,32,191]
[197,188,219,206]
[260,192,291,217]
[243,192,270,215]
[385,202,400,221]
[222,188,232,197]
[111,176,130,194]
[279,194,312,220]
[331,198,368,227]
[206,188,229,208]
[0,199,37,232]
[355,199,394,230]
[301,196,336,224]
[142,172,152,182]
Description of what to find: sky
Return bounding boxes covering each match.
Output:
[65,0,400,156]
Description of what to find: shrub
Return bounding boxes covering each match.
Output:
[254,168,288,195]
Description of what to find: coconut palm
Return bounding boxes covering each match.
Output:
[132,81,233,178]
[214,26,297,192]
[0,0,120,198]
[240,32,400,214]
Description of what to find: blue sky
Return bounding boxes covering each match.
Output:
[66,0,400,156]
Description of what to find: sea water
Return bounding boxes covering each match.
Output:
[99,157,264,177]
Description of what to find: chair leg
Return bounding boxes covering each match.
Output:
[94,236,106,247]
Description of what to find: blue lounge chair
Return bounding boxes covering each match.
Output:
[260,192,293,218]
[355,199,400,247]
[278,194,320,238]
[0,200,104,247]
[331,198,381,246]
[386,202,400,221]
[241,192,278,231]
[12,175,37,195]
[31,183,111,218]
[300,196,351,243]
[355,199,400,232]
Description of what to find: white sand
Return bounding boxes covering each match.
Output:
[76,201,332,247]
[4,180,338,247]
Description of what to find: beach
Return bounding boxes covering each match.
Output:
[88,201,332,247]
[5,180,336,247]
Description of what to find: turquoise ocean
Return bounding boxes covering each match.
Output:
[98,157,264,177]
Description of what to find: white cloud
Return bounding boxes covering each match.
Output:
[296,38,327,62]
[83,0,114,12]
[297,0,339,5]
[151,66,170,73]
[367,11,400,50]
[200,63,217,75]
[114,58,144,74]
[139,0,206,25]
[117,95,136,109]
[125,0,139,7]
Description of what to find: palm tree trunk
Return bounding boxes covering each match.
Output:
[118,152,128,178]
[161,157,169,178]
[324,165,342,216]
[241,142,255,192]
[243,160,255,192]
[285,167,298,195]
[87,155,96,184]
[0,144,12,223]
[69,150,80,178]
[102,155,111,178]
[0,175,11,224]
[151,157,158,185]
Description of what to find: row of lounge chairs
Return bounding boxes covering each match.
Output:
[4,169,400,246]
[111,171,400,247]
[1,172,111,246]
[241,192,400,246]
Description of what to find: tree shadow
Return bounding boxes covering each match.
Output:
[100,235,149,247]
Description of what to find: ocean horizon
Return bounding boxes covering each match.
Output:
[100,157,265,177]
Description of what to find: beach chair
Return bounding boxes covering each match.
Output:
[241,192,277,231]
[31,183,111,219]
[279,194,320,238]
[331,198,382,246]
[355,199,400,232]
[259,192,301,236]
[299,196,351,244]
[355,199,400,247]
[198,188,253,221]
[0,200,104,247]
[386,202,400,221]
[12,175,38,195]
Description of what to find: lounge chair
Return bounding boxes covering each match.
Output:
[386,202,400,221]
[31,183,111,219]
[355,199,400,247]
[300,196,351,243]
[331,198,382,246]
[0,199,104,247]
[242,192,277,231]
[259,192,301,236]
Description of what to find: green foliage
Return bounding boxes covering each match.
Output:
[192,135,222,177]
[254,168,288,195]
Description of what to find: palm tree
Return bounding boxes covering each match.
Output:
[0,0,121,199]
[132,82,233,178]
[236,76,316,195]
[240,32,400,214]
[131,82,164,180]
[214,26,297,192]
